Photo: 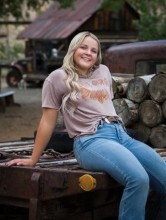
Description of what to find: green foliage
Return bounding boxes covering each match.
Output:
[0,0,77,19]
[56,0,76,9]
[101,0,166,41]
[133,14,166,40]
[10,43,25,60]
[0,42,6,60]
[0,0,50,19]
[101,0,125,11]
[1,0,166,41]
[0,42,24,61]
[130,0,166,40]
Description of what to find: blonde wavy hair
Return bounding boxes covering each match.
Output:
[62,31,102,112]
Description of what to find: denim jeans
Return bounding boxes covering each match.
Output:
[73,122,166,220]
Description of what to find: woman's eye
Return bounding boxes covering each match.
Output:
[79,46,97,54]
[92,50,97,54]
[80,46,86,49]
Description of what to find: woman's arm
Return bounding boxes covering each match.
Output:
[6,108,58,167]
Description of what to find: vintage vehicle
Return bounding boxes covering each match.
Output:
[6,52,64,87]
[6,40,166,87]
[104,40,166,76]
[0,132,165,220]
[0,134,122,220]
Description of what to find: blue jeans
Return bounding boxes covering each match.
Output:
[73,122,166,220]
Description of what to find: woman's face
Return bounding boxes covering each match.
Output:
[73,36,98,75]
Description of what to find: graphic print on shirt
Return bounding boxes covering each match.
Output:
[79,78,110,104]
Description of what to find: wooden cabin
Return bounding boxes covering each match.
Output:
[17,0,139,65]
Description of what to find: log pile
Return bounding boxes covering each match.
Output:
[112,73,166,148]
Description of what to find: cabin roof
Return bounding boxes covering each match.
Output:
[17,0,101,40]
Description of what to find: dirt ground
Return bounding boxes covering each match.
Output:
[0,78,42,142]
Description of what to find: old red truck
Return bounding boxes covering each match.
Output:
[104,39,166,76]
[0,137,122,220]
[0,136,165,220]
[5,39,166,87]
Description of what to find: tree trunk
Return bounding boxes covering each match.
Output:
[148,73,166,103]
[113,98,139,126]
[162,100,166,119]
[126,75,154,103]
[138,100,163,127]
[149,124,166,148]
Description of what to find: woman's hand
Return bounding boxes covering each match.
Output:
[5,108,59,168]
[5,158,35,167]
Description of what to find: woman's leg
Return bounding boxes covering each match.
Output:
[119,125,166,220]
[118,124,166,194]
[74,124,149,220]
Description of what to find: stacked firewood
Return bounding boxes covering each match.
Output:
[112,73,166,148]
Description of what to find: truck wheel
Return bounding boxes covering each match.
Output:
[6,70,22,87]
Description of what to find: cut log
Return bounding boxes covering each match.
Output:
[112,78,118,95]
[112,79,128,97]
[148,73,166,102]
[149,124,166,148]
[113,98,139,126]
[162,100,166,119]
[112,75,133,84]
[126,75,154,103]
[139,100,163,127]
[112,75,132,97]
[130,122,151,143]
[117,83,128,96]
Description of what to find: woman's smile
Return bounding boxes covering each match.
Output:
[74,36,98,76]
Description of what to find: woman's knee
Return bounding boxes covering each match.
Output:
[128,171,150,192]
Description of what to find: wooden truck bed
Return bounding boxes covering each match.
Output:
[0,139,166,220]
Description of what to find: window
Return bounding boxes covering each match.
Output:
[136,61,150,75]
[136,60,166,76]
[156,63,166,73]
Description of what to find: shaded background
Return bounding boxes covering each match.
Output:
[0,78,42,141]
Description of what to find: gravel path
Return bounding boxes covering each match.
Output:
[0,78,42,141]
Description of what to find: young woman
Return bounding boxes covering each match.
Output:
[6,32,166,220]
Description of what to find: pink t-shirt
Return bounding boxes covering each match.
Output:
[42,64,118,138]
